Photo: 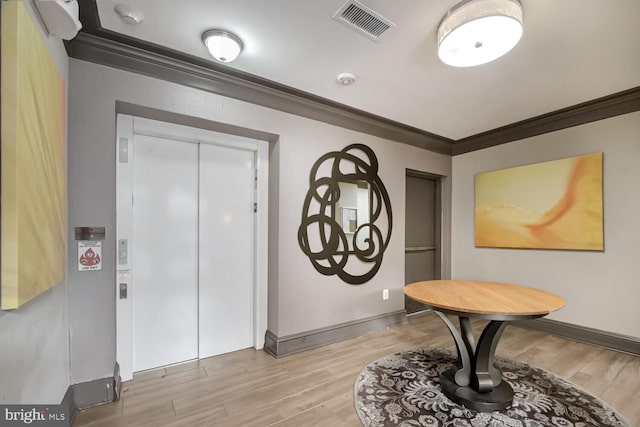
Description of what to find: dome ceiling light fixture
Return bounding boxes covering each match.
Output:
[202,29,244,63]
[437,0,523,67]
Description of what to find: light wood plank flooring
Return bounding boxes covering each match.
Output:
[73,311,640,426]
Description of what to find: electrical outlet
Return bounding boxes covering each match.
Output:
[382,289,389,300]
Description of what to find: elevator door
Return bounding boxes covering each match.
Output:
[132,135,199,371]
[198,143,254,359]
[405,174,438,314]
[131,134,255,372]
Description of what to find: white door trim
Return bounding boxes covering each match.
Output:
[116,115,269,381]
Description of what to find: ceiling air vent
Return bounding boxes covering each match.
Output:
[333,0,396,41]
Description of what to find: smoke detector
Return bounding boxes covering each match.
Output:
[114,3,144,25]
[336,73,356,86]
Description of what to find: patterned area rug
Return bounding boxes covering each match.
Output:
[354,348,629,427]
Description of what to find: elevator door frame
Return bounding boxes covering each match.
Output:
[116,115,269,381]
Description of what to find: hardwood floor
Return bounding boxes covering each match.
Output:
[73,311,640,426]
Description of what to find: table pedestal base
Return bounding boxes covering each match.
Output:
[440,369,513,412]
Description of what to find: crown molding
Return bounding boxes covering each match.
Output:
[452,86,640,155]
[69,1,640,157]
[67,1,453,155]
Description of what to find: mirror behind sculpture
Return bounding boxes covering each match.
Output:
[337,181,370,251]
[298,144,392,285]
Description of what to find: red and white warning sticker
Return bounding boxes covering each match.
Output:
[78,241,102,271]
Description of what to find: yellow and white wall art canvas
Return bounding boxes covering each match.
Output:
[475,153,603,250]
[1,1,67,309]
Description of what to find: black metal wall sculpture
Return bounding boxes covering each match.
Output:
[298,144,392,284]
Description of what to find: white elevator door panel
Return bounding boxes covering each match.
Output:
[199,143,255,359]
[132,135,199,372]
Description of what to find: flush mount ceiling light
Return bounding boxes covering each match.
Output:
[202,29,243,63]
[437,0,523,67]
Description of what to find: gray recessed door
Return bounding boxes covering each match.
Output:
[405,174,439,314]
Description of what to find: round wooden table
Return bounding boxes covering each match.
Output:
[405,280,565,411]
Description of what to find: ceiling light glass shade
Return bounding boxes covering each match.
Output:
[202,29,243,63]
[437,0,523,67]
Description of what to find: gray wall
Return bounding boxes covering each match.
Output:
[452,112,640,338]
[4,0,637,403]
[67,59,452,383]
[0,0,70,404]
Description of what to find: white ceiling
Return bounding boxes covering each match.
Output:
[95,0,640,140]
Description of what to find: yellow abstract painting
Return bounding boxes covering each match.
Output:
[1,1,67,309]
[475,153,603,250]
